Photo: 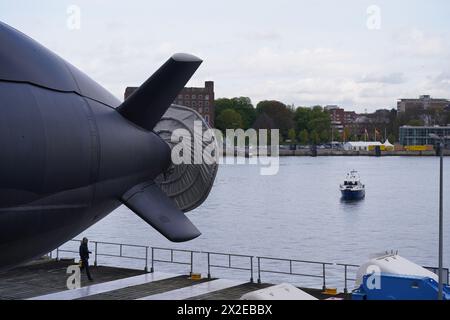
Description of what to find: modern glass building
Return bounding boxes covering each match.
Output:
[399,126,450,146]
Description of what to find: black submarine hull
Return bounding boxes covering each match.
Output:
[0,20,212,270]
[0,83,171,269]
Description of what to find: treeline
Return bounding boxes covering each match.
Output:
[214,97,332,144]
[214,97,450,144]
[397,107,450,127]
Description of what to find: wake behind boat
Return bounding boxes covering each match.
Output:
[340,170,365,200]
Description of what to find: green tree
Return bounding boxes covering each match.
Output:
[215,98,234,115]
[310,130,320,145]
[215,97,256,129]
[299,129,309,145]
[229,97,256,129]
[388,133,396,143]
[332,129,341,142]
[407,119,424,126]
[343,127,351,142]
[445,110,450,125]
[388,108,398,139]
[320,130,329,143]
[215,109,243,131]
[256,100,294,138]
[287,128,296,143]
[309,106,331,132]
[293,106,331,141]
[294,107,311,132]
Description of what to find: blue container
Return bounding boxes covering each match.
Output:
[352,273,450,300]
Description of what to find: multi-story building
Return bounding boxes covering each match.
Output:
[325,105,343,123]
[124,81,215,127]
[344,111,357,124]
[399,125,450,146]
[175,81,215,127]
[325,105,357,133]
[397,95,449,113]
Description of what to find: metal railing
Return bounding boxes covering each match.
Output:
[256,256,333,290]
[56,240,150,271]
[205,251,254,282]
[150,247,200,276]
[53,239,450,293]
[54,240,256,282]
[336,263,360,293]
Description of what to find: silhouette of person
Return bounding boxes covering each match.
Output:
[79,237,93,281]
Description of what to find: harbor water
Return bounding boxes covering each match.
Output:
[79,156,450,289]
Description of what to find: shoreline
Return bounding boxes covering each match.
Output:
[223,150,450,157]
[277,150,449,157]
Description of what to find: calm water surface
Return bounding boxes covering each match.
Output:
[79,156,450,287]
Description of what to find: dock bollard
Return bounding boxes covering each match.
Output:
[94,242,98,267]
[344,265,348,294]
[150,247,154,273]
[322,264,327,291]
[257,257,261,284]
[144,246,148,272]
[207,253,211,279]
[190,251,194,277]
[250,257,254,283]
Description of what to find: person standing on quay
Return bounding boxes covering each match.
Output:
[79,237,93,281]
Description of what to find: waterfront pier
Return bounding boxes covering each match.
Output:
[0,259,349,300]
[2,239,448,300]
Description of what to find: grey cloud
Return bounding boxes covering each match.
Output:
[358,72,406,84]
[240,31,282,42]
[434,71,450,82]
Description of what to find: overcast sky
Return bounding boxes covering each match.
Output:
[1,0,450,112]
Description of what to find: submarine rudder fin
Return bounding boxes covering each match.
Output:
[117,53,202,131]
[121,182,201,242]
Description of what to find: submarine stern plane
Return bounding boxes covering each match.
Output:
[0,21,218,270]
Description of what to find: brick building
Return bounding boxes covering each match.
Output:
[344,111,357,123]
[325,106,357,124]
[124,81,215,127]
[325,105,344,123]
[325,105,357,133]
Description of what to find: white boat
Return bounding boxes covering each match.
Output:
[340,170,365,200]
